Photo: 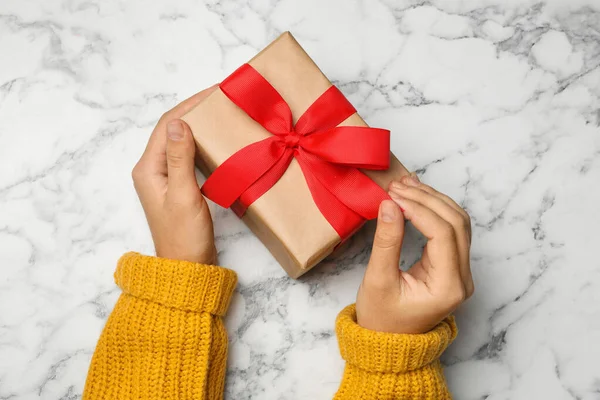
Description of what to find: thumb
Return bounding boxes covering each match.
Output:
[166,119,198,195]
[366,200,405,282]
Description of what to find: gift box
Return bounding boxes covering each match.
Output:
[182,32,409,278]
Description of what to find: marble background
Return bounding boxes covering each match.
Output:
[1,0,600,398]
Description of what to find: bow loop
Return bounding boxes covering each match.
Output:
[295,86,357,135]
[301,126,390,170]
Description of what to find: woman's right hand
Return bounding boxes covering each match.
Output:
[356,174,474,334]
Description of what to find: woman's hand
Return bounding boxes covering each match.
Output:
[132,86,218,264]
[357,174,474,334]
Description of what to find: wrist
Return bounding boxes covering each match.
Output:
[356,291,448,334]
[356,302,435,335]
[155,243,217,265]
[356,315,441,335]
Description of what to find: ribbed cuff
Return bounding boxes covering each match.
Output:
[336,304,457,373]
[115,252,238,316]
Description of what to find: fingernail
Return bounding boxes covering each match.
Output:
[379,200,398,222]
[167,120,184,141]
[410,172,420,182]
[388,191,406,212]
[391,180,407,191]
[403,175,420,187]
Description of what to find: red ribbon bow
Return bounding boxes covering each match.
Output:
[202,64,391,239]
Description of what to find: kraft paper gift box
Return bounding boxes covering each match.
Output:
[182,32,409,278]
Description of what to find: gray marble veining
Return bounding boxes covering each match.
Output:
[1,0,600,399]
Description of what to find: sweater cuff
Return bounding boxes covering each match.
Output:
[115,252,237,316]
[336,304,457,373]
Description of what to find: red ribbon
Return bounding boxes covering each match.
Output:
[202,64,391,239]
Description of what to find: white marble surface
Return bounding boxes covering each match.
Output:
[1,0,600,398]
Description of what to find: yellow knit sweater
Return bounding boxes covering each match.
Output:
[83,253,457,399]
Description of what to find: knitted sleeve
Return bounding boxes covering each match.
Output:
[334,304,457,399]
[83,252,237,400]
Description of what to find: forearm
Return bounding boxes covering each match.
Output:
[83,253,237,400]
[334,305,457,400]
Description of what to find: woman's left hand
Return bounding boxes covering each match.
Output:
[132,86,218,264]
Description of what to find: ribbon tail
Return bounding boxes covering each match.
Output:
[297,150,390,221]
[234,149,295,216]
[296,154,364,239]
[202,136,284,208]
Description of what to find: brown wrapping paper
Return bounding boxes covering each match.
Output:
[182,32,409,278]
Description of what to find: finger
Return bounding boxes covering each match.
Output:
[365,200,405,285]
[388,193,461,284]
[165,119,199,198]
[390,180,468,243]
[133,85,218,195]
[399,174,470,237]
[390,178,473,296]
[143,84,219,160]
